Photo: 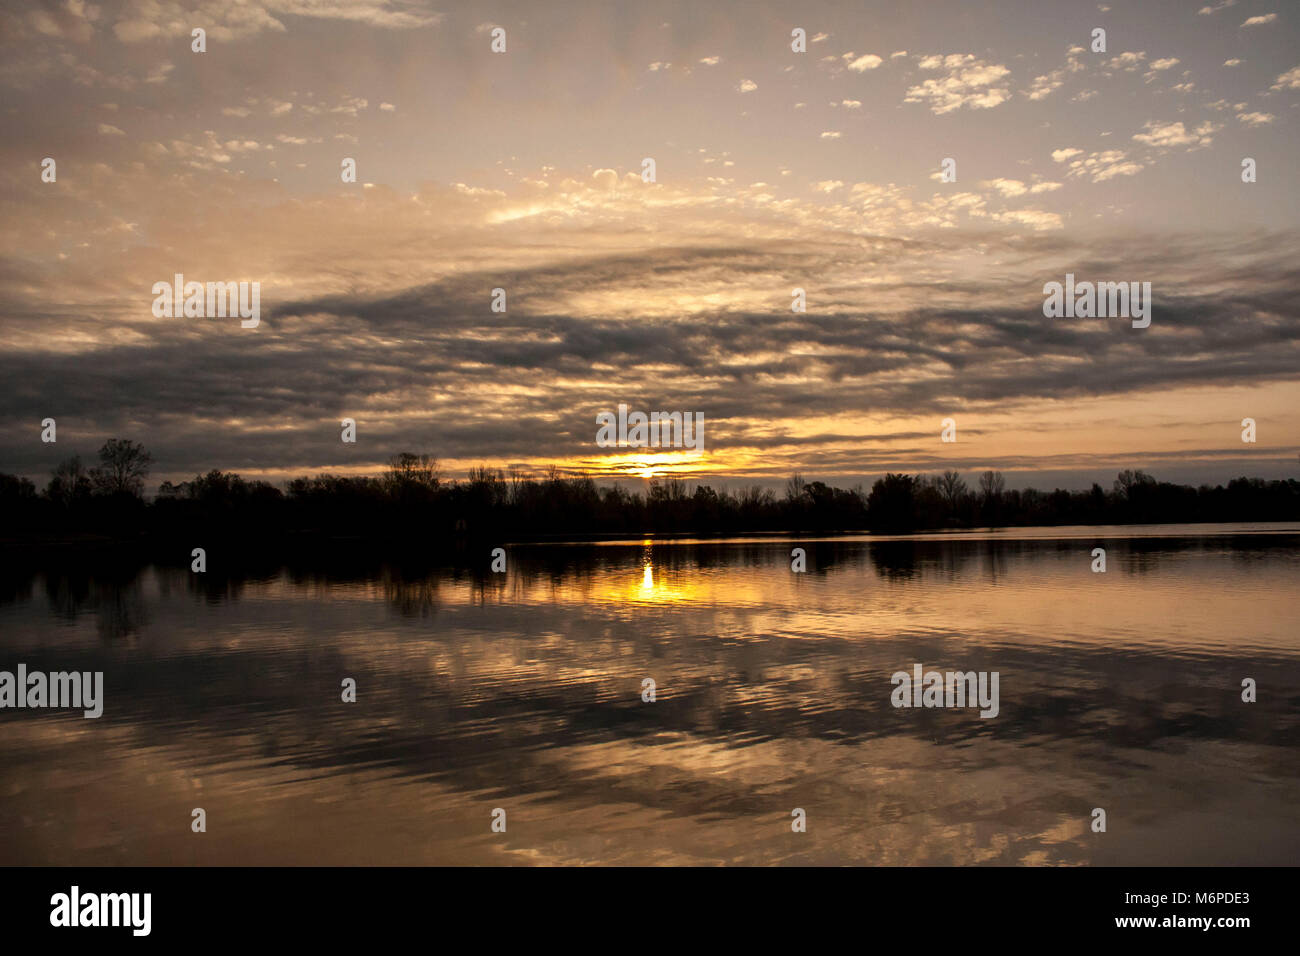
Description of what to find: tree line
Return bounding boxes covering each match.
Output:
[2,440,1298,543]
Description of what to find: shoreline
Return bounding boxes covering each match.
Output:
[3,519,1298,563]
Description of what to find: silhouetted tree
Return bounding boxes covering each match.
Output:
[386,453,441,490]
[785,473,807,502]
[1113,469,1155,499]
[91,439,153,498]
[6,450,1299,545]
[867,473,917,530]
[937,470,967,513]
[978,469,1005,502]
[978,470,1006,526]
[46,456,93,508]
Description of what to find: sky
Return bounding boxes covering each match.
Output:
[1,0,1298,492]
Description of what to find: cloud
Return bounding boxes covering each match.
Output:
[1027,70,1066,101]
[845,53,882,72]
[736,79,757,92]
[1061,149,1144,182]
[1,146,1296,486]
[1241,14,1278,27]
[1105,52,1147,72]
[989,209,1063,231]
[905,54,1011,114]
[1223,58,1242,67]
[698,56,720,66]
[1271,66,1300,90]
[27,1,100,42]
[4,223,1293,482]
[3,0,1297,486]
[97,123,125,135]
[983,178,1028,197]
[325,95,368,116]
[1237,111,1275,126]
[1131,120,1217,149]
[1027,44,1089,100]
[113,0,441,42]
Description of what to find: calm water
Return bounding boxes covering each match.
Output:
[2,523,1297,865]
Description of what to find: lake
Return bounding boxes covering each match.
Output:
[2,523,1297,865]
